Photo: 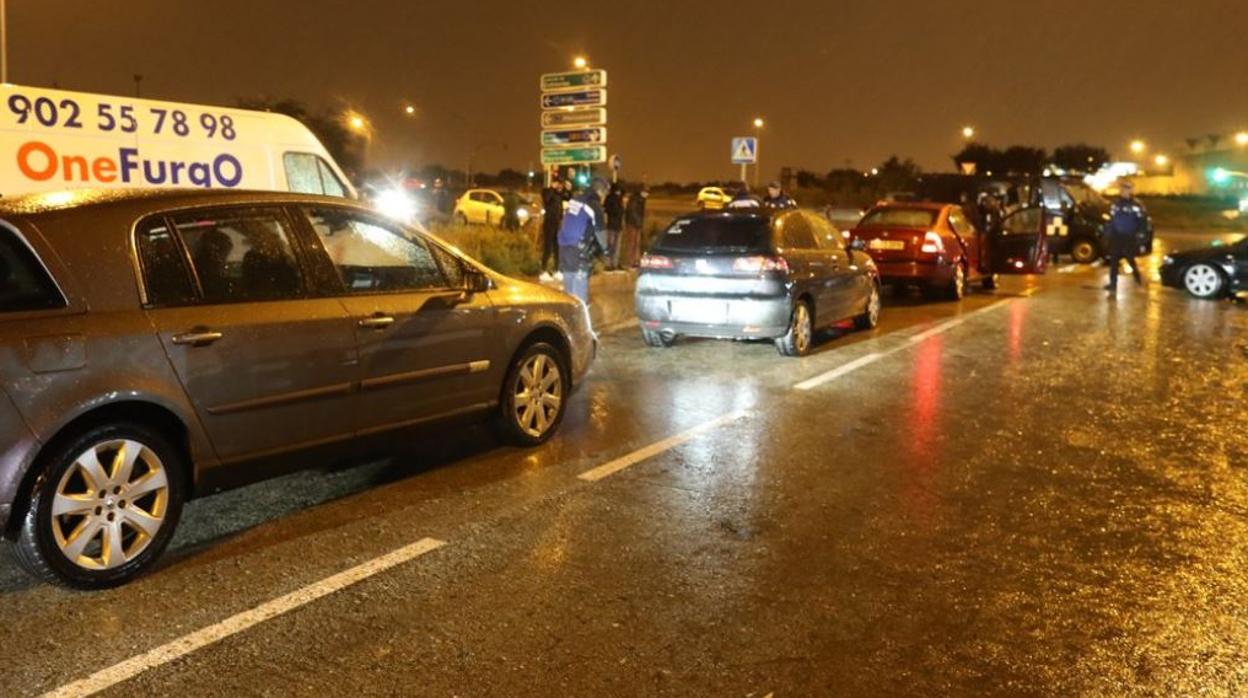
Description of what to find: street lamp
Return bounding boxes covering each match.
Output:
[1153,154,1169,167]
[573,56,588,70]
[1129,140,1146,155]
[403,105,416,117]
[749,117,765,187]
[961,126,975,140]
[1236,132,1248,147]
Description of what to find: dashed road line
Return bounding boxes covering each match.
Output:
[42,537,448,698]
[577,409,750,482]
[793,299,1012,391]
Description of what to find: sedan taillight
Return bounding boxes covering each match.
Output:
[733,256,789,273]
[640,254,673,269]
[919,231,945,255]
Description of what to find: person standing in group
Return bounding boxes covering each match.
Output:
[1103,181,1147,293]
[540,179,564,281]
[621,184,649,268]
[501,190,522,232]
[603,182,626,268]
[761,181,796,210]
[557,177,608,305]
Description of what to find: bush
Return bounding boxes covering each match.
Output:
[429,222,543,278]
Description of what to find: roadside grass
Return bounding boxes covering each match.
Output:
[1140,196,1246,232]
[430,222,543,277]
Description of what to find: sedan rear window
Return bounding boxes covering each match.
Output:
[652,216,771,253]
[0,225,64,313]
[859,208,938,229]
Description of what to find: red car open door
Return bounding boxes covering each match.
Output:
[987,207,1051,274]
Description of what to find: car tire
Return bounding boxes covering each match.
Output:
[1070,238,1099,265]
[853,283,881,330]
[14,422,186,589]
[945,262,967,300]
[775,299,814,357]
[641,328,675,348]
[982,273,999,290]
[1183,263,1226,299]
[496,342,569,447]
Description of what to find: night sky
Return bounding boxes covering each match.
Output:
[15,0,1248,182]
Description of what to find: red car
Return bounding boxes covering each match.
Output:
[849,202,1051,299]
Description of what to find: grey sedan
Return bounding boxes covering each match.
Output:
[0,188,594,588]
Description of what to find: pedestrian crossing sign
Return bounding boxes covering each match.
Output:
[731,137,757,164]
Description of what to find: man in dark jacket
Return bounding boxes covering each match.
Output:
[557,178,608,304]
[761,181,797,210]
[603,183,626,268]
[621,185,649,268]
[540,180,564,279]
[1104,182,1147,292]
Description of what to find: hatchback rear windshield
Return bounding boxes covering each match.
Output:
[0,225,64,313]
[859,208,938,229]
[652,216,770,253]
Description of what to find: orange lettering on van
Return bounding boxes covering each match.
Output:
[92,157,118,183]
[17,141,57,181]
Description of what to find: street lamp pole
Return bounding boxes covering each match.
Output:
[752,118,764,188]
[2,0,9,85]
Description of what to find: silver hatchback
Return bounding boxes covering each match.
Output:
[0,189,594,588]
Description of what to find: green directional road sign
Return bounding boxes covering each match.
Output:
[540,69,608,92]
[541,146,608,166]
[540,89,607,110]
[541,127,607,147]
[541,107,606,128]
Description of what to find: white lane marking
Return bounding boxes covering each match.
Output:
[792,352,885,391]
[1058,265,1079,274]
[577,409,750,482]
[42,537,447,698]
[793,299,1011,391]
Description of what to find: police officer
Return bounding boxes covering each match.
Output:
[1103,181,1147,292]
[761,181,796,210]
[557,177,608,304]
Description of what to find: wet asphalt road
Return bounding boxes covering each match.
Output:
[2,231,1247,696]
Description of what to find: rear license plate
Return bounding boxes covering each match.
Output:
[670,300,725,323]
[869,239,906,251]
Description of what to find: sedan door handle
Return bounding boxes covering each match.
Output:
[358,314,396,330]
[171,330,223,346]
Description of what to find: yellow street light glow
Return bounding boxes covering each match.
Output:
[349,115,366,130]
[962,126,975,139]
[1153,154,1168,167]
[404,105,416,116]
[573,56,588,69]
[1129,140,1146,155]
[1237,132,1248,146]
[753,117,764,129]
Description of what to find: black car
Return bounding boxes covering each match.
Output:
[1159,237,1248,299]
[635,209,881,357]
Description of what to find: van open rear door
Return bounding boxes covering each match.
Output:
[987,207,1051,274]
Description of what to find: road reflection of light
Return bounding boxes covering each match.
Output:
[1008,300,1028,364]
[902,335,943,519]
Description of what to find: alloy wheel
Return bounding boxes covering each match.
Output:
[51,439,169,571]
[1183,264,1222,298]
[512,353,563,439]
[793,303,812,354]
[867,286,881,326]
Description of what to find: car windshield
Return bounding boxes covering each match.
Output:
[858,208,938,229]
[652,216,770,253]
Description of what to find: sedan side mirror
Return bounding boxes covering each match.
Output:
[463,268,492,294]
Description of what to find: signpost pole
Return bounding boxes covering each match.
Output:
[740,163,747,186]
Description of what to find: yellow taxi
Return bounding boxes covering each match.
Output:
[696,186,735,210]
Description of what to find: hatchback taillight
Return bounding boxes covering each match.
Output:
[733,256,789,273]
[919,231,945,255]
[640,254,673,269]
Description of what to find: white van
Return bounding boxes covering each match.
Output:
[0,84,355,198]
